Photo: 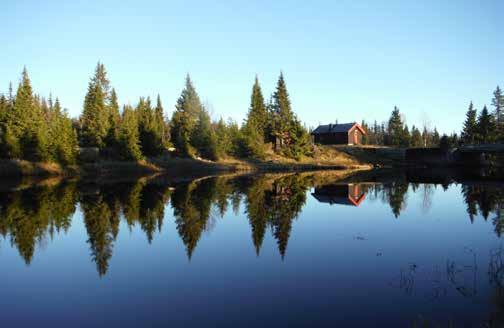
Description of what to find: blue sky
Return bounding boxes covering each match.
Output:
[1,0,502,133]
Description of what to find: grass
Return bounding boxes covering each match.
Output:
[0,145,374,180]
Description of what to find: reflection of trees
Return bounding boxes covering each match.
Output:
[385,182,409,218]
[171,178,221,259]
[462,185,504,236]
[366,183,409,218]
[244,174,310,258]
[0,183,77,264]
[119,180,171,243]
[80,193,119,277]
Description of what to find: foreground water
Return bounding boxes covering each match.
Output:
[0,170,503,327]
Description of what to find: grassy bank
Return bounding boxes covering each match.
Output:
[0,146,372,180]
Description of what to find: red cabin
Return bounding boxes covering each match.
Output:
[311,122,366,145]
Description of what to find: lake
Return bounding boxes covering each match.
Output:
[0,170,503,327]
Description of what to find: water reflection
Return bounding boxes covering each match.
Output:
[0,172,503,278]
[312,183,367,206]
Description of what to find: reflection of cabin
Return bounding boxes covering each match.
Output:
[311,184,366,206]
[311,122,366,145]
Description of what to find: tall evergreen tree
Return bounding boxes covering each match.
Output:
[410,125,423,147]
[492,86,504,140]
[171,75,203,156]
[271,72,294,148]
[269,73,311,158]
[13,68,49,160]
[476,105,497,143]
[118,105,142,160]
[243,76,268,158]
[49,99,79,165]
[105,88,121,147]
[81,62,111,148]
[387,106,405,147]
[245,76,268,139]
[191,107,218,160]
[461,102,478,145]
[154,94,166,147]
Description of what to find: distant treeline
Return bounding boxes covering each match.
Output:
[0,64,502,166]
[360,86,504,149]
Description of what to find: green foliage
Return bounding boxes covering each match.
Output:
[105,88,121,147]
[461,102,478,145]
[492,86,504,140]
[410,125,423,148]
[118,105,143,161]
[476,105,497,143]
[214,118,232,158]
[81,62,111,148]
[48,99,79,165]
[242,77,269,158]
[171,75,203,157]
[270,73,311,158]
[386,106,408,147]
[191,107,218,160]
[136,96,166,157]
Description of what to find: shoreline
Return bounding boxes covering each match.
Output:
[0,158,373,182]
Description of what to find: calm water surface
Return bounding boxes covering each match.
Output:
[1,171,503,327]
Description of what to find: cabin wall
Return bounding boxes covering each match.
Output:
[314,132,349,145]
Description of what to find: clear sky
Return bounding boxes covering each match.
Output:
[1,0,503,134]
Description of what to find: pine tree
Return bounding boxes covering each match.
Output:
[49,98,78,165]
[476,105,497,143]
[191,107,218,160]
[215,118,232,158]
[271,72,294,148]
[245,76,268,139]
[105,88,121,147]
[431,128,440,146]
[403,124,411,147]
[269,73,310,158]
[154,95,166,147]
[492,86,504,140]
[171,75,203,156]
[387,106,405,147]
[118,105,142,160]
[81,62,111,148]
[461,102,478,145]
[12,68,49,160]
[410,125,423,147]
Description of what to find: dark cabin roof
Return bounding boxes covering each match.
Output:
[311,122,366,135]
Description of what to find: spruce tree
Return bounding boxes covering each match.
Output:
[410,126,423,147]
[387,106,405,147]
[476,105,497,143]
[105,88,121,147]
[171,75,203,156]
[81,63,111,148]
[50,99,78,165]
[245,76,268,140]
[154,95,166,147]
[461,102,478,145]
[215,118,232,158]
[12,68,49,160]
[118,105,142,160]
[191,107,218,160]
[271,72,294,148]
[431,128,440,146]
[242,77,268,158]
[492,86,504,140]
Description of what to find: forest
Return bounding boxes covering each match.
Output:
[0,63,503,167]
